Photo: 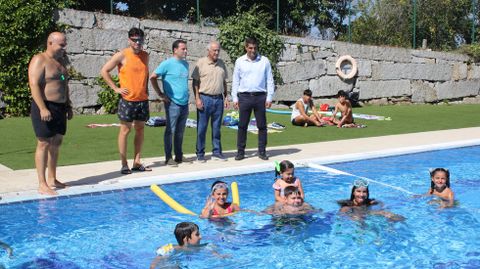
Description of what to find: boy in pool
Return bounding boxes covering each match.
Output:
[150,222,202,268]
[265,186,315,215]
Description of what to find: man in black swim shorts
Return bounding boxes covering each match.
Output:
[28,32,73,195]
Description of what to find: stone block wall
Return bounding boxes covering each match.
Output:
[56,9,480,113]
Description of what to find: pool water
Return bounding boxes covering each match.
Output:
[1,146,479,268]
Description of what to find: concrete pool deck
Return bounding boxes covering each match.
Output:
[1,127,480,203]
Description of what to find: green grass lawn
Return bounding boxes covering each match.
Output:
[1,104,479,170]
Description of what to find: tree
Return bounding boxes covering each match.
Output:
[0,0,73,116]
[343,0,474,50]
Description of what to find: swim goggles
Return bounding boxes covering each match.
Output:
[211,182,229,193]
[353,178,369,187]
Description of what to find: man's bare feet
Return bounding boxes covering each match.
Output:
[38,184,58,195]
[47,179,68,189]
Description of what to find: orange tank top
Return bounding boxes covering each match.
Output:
[118,48,149,101]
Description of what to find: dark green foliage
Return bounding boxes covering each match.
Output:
[96,76,120,114]
[218,6,284,83]
[342,0,474,50]
[0,0,73,116]
[457,43,480,62]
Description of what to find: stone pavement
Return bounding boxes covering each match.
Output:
[1,127,479,203]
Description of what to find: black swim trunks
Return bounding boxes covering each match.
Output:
[31,100,67,138]
[117,98,149,122]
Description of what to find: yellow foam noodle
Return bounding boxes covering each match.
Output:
[150,184,197,216]
[231,181,240,207]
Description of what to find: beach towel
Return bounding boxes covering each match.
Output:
[86,123,120,128]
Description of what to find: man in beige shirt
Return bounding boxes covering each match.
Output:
[191,41,229,162]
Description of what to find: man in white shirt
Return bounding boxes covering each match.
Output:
[231,37,275,161]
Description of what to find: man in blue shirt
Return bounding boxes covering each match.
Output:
[150,40,190,166]
[231,37,275,161]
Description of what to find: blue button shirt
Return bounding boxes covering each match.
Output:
[231,54,275,103]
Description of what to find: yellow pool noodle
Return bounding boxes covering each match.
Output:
[231,182,240,207]
[150,184,197,216]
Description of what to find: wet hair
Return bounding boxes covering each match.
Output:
[429,168,450,194]
[284,186,300,198]
[337,185,374,207]
[172,39,187,53]
[211,180,229,194]
[303,89,312,97]
[245,37,258,46]
[275,160,295,179]
[128,27,144,38]
[174,222,199,246]
[337,90,347,98]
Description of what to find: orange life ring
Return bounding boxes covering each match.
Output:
[335,55,358,80]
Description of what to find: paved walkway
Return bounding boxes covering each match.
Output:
[1,127,479,203]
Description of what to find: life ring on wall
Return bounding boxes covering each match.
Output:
[335,55,358,80]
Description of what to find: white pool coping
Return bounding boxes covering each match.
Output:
[2,136,479,205]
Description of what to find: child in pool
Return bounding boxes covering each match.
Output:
[273,160,304,203]
[200,181,240,218]
[265,186,315,215]
[0,241,12,257]
[337,179,404,221]
[426,168,454,208]
[150,222,202,268]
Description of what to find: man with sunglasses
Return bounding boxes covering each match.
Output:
[101,27,152,174]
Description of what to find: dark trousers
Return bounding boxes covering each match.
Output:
[237,93,267,154]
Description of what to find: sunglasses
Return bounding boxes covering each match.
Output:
[130,38,144,44]
[353,178,369,188]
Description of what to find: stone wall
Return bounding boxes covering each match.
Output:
[56,9,480,113]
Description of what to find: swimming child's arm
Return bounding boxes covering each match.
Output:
[369,210,405,222]
[0,241,12,257]
[273,180,283,202]
[439,188,455,208]
[297,178,305,200]
[150,244,176,269]
[200,195,216,218]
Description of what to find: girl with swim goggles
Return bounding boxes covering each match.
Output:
[273,160,304,203]
[337,179,405,221]
[200,181,240,218]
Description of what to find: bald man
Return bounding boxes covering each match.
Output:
[191,41,229,162]
[28,32,72,195]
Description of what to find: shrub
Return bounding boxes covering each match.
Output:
[96,76,120,114]
[0,0,73,116]
[218,5,284,83]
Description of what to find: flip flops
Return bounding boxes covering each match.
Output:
[131,164,152,172]
[121,165,132,174]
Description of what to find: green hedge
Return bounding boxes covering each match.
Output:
[0,0,73,116]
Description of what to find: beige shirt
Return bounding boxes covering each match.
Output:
[191,56,228,95]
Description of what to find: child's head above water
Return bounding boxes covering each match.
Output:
[174,222,201,246]
[349,179,370,203]
[275,160,295,181]
[429,168,450,193]
[283,186,303,206]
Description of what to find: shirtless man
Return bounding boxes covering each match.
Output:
[28,32,72,195]
[331,90,355,128]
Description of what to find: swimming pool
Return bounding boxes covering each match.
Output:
[1,146,479,268]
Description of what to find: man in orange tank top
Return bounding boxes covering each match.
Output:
[101,28,152,174]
